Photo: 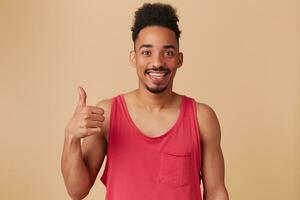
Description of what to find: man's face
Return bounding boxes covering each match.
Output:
[130,26,183,94]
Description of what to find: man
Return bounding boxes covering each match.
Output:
[61,3,229,200]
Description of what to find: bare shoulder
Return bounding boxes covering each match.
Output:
[96,98,113,142]
[195,102,219,122]
[96,98,113,111]
[195,101,221,142]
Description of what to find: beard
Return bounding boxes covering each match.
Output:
[145,84,168,94]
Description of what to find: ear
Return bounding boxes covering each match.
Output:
[129,50,136,68]
[177,52,183,68]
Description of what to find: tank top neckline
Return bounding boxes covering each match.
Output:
[119,94,186,141]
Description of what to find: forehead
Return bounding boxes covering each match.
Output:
[135,26,178,49]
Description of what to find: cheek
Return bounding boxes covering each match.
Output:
[166,60,179,70]
[135,61,147,75]
[137,59,147,65]
[135,59,149,73]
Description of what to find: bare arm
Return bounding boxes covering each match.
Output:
[61,134,91,200]
[197,103,229,200]
[60,87,111,200]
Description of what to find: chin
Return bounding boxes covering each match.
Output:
[146,85,168,94]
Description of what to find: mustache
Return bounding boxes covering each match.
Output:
[145,66,170,74]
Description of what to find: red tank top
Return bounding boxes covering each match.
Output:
[100,94,202,200]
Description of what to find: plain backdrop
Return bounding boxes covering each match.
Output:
[0,0,299,199]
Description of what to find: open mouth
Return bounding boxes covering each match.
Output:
[145,70,170,82]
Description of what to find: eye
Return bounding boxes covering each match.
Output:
[164,51,175,57]
[141,50,151,56]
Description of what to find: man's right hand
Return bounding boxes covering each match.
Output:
[65,86,105,140]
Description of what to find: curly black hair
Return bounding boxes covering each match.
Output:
[131,3,181,42]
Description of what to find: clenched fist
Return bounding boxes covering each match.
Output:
[65,86,105,139]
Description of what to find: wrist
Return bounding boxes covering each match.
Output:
[64,130,81,144]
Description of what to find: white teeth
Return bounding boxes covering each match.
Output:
[148,72,167,77]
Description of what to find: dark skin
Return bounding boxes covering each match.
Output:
[61,25,229,200]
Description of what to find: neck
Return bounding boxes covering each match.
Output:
[132,87,178,111]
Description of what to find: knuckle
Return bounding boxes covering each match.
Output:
[82,119,88,127]
[98,115,104,121]
[82,127,88,135]
[83,114,89,119]
[86,130,92,135]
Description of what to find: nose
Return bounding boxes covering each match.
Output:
[151,53,164,68]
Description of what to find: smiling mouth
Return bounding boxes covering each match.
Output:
[146,71,169,77]
[145,68,170,76]
[145,70,170,82]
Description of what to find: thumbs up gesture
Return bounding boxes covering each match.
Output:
[65,86,105,140]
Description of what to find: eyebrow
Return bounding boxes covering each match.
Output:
[139,44,152,49]
[138,44,176,50]
[163,45,176,49]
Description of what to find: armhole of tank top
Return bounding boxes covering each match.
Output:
[107,95,118,159]
[107,96,117,143]
[191,99,202,175]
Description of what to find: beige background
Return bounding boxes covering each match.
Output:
[1,0,299,199]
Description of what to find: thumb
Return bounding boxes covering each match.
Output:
[77,86,87,107]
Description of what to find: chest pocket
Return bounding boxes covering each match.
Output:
[158,151,193,187]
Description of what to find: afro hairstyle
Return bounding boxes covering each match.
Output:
[131,3,181,43]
